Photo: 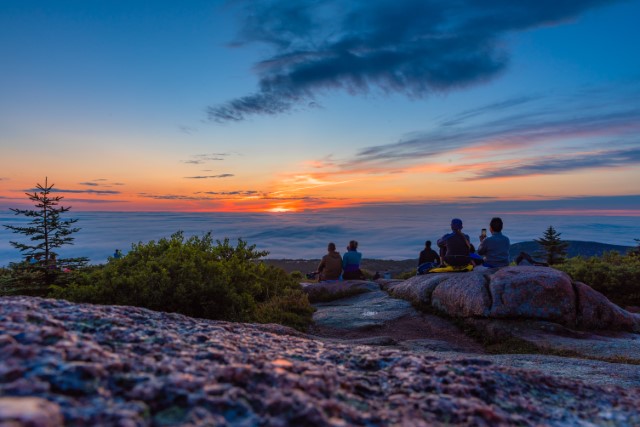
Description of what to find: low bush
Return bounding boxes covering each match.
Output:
[51,232,314,330]
[556,252,640,308]
[0,262,84,297]
[290,270,304,281]
[397,270,416,280]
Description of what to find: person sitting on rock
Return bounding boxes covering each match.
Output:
[477,217,511,268]
[316,242,342,281]
[418,240,440,274]
[342,240,364,280]
[437,218,471,267]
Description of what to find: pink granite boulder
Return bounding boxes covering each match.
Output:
[388,267,640,332]
[431,270,491,317]
[575,282,640,332]
[488,267,576,326]
[385,274,449,306]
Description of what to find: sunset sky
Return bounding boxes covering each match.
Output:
[1,0,639,214]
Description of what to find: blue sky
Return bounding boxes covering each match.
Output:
[0,0,639,213]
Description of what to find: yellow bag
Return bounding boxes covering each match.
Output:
[428,264,474,273]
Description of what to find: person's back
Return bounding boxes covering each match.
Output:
[437,219,471,267]
[317,243,342,280]
[342,240,363,280]
[477,217,510,267]
[418,240,440,266]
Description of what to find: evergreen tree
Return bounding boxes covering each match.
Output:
[4,178,88,289]
[534,226,569,265]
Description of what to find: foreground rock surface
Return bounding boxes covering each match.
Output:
[2,297,640,426]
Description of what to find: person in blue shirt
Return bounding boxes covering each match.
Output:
[477,217,511,267]
[342,240,364,280]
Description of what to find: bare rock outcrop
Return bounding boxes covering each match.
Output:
[387,266,640,332]
[2,296,640,426]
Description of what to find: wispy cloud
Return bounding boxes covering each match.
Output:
[58,198,129,204]
[179,125,197,134]
[78,179,124,188]
[196,190,259,196]
[48,188,121,195]
[463,147,640,180]
[140,194,205,201]
[181,153,233,165]
[353,89,640,166]
[256,83,640,195]
[290,83,640,182]
[184,174,234,179]
[209,0,618,121]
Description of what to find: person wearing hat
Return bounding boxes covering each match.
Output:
[437,218,472,267]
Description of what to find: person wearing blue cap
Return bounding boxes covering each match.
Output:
[437,218,472,267]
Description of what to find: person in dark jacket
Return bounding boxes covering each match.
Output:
[417,240,441,274]
[437,218,471,267]
[418,240,440,266]
[316,242,342,281]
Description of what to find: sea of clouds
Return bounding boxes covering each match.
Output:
[1,204,639,266]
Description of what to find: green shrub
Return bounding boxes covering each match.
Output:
[556,252,640,307]
[0,262,84,297]
[360,269,373,280]
[51,232,314,330]
[397,270,416,280]
[290,270,304,281]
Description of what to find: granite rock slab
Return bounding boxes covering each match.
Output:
[312,290,416,330]
[3,296,640,426]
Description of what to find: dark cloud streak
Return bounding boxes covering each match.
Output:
[210,0,616,121]
[182,153,232,164]
[467,147,640,180]
[24,188,122,195]
[59,189,120,195]
[184,174,234,179]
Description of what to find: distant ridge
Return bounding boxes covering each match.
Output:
[509,240,635,259]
